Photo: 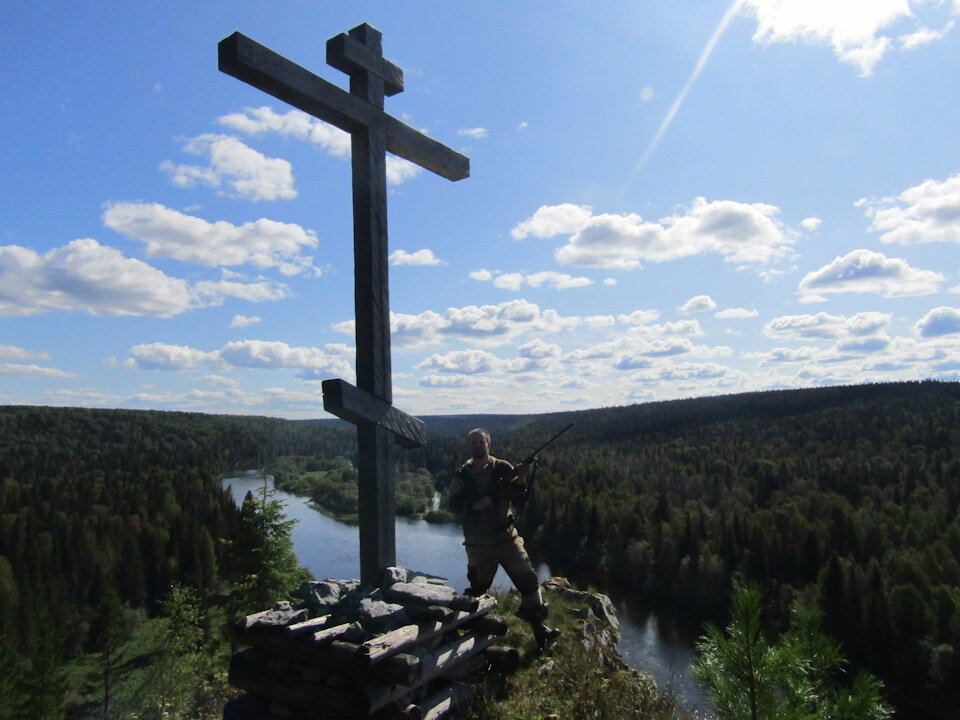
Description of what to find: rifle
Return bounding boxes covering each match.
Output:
[495,421,574,500]
[450,423,574,519]
[518,421,575,467]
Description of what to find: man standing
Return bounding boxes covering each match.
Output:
[448,428,559,647]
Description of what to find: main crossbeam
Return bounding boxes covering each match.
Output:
[218,32,469,181]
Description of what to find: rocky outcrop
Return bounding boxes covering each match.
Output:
[542,577,642,675]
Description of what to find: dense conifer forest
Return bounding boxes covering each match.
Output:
[1,380,958,717]
[0,407,351,717]
[415,381,960,720]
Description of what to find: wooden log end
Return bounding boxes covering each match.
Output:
[447,594,480,613]
[463,614,508,636]
[368,652,423,687]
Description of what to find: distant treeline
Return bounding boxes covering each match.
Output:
[2,380,958,718]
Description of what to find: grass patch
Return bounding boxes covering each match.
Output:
[469,588,697,720]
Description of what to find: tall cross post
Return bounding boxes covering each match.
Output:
[219,25,469,586]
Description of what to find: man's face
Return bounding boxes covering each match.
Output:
[469,432,490,460]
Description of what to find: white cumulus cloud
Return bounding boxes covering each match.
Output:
[518,338,562,359]
[764,311,891,340]
[798,249,944,298]
[334,300,582,349]
[862,172,960,245]
[127,343,220,371]
[0,239,193,318]
[716,307,759,319]
[162,134,296,201]
[127,339,354,379]
[740,0,957,76]
[390,249,444,266]
[745,346,818,364]
[916,306,960,337]
[680,295,717,313]
[473,268,592,290]
[416,349,500,374]
[900,20,955,50]
[230,314,261,328]
[0,363,77,378]
[102,202,318,275]
[511,204,593,240]
[520,198,794,270]
[194,275,292,305]
[0,345,50,361]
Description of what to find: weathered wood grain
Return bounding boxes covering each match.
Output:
[384,582,479,611]
[360,633,495,714]
[285,615,333,638]
[229,648,360,716]
[322,379,425,448]
[359,595,496,666]
[217,32,468,180]
[326,30,404,96]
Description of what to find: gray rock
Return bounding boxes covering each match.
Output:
[407,569,449,585]
[543,578,619,636]
[253,601,309,628]
[381,566,408,587]
[333,586,383,621]
[339,621,369,644]
[357,597,411,633]
[380,566,449,587]
[293,580,341,611]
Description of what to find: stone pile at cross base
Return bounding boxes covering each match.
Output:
[223,566,519,720]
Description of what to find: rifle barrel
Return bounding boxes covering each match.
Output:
[525,422,574,461]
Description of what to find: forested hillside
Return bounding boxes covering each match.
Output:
[416,381,960,720]
[0,406,351,717]
[2,380,958,718]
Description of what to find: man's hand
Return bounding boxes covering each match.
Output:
[513,461,531,482]
[472,495,494,511]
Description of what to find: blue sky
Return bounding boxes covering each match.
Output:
[2,1,960,418]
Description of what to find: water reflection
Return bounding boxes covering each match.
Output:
[223,471,520,594]
[616,599,710,715]
[223,472,709,715]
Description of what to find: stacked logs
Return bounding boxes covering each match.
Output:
[223,567,518,720]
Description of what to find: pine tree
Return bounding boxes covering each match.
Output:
[138,583,206,720]
[692,581,809,720]
[693,581,893,720]
[89,587,129,719]
[19,614,66,720]
[227,476,313,614]
[0,634,26,719]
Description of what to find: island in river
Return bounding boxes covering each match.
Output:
[264,454,455,525]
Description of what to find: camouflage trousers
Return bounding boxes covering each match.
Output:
[464,532,544,612]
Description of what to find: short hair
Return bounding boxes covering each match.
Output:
[468,427,490,443]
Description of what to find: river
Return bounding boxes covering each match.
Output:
[223,471,711,715]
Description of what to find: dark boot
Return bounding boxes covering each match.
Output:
[533,623,561,648]
[516,603,560,649]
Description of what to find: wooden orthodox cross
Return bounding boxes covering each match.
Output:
[219,25,469,586]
